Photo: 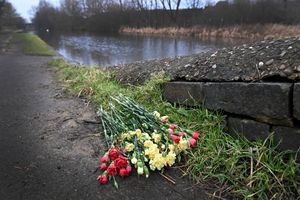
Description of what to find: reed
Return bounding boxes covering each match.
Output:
[120,24,300,40]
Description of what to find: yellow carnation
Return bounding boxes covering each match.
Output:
[152,133,161,143]
[149,164,156,171]
[168,144,175,151]
[166,151,176,166]
[148,145,159,159]
[153,111,160,118]
[178,139,188,151]
[125,143,135,152]
[135,129,142,138]
[144,140,154,148]
[149,154,166,170]
[129,131,135,136]
[121,133,131,140]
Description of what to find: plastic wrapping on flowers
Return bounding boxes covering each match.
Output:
[97,95,201,187]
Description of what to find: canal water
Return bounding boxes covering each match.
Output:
[40,33,243,67]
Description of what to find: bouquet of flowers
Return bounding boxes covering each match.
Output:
[97,95,201,187]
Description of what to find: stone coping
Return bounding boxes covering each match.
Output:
[113,37,300,85]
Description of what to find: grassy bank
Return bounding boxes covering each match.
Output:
[49,58,299,199]
[120,24,300,40]
[12,32,56,56]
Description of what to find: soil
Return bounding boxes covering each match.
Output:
[113,37,300,85]
[0,32,220,200]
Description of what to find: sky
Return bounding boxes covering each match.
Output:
[8,0,61,22]
[8,0,220,23]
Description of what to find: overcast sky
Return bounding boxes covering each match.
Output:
[8,0,220,22]
[8,0,61,22]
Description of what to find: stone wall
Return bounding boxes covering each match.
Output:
[163,81,300,151]
[114,37,300,152]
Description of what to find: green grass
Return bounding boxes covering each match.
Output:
[12,32,56,56]
[49,58,300,199]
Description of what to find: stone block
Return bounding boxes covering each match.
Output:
[273,126,300,151]
[164,82,293,126]
[203,82,293,126]
[163,82,204,105]
[227,117,270,141]
[293,83,300,120]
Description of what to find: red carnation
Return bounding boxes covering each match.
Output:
[99,175,108,184]
[126,166,132,175]
[172,135,180,144]
[101,155,109,163]
[100,163,107,171]
[114,156,128,169]
[161,119,167,124]
[119,168,128,177]
[190,139,197,148]
[123,149,127,154]
[170,124,177,130]
[179,132,186,138]
[107,164,117,176]
[109,148,120,160]
[192,132,201,140]
[169,130,174,135]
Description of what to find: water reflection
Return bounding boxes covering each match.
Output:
[40,32,244,67]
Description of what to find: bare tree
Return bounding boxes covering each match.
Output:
[84,0,104,15]
[130,0,148,10]
[186,0,203,9]
[61,0,82,17]
[159,0,182,23]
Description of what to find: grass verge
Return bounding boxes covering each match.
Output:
[12,32,56,56]
[49,58,300,199]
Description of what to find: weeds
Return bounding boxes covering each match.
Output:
[186,131,299,199]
